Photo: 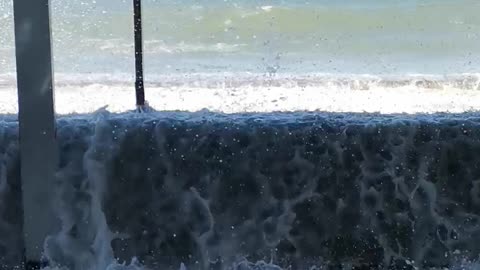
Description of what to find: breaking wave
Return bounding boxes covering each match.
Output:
[3,111,480,269]
[2,73,480,90]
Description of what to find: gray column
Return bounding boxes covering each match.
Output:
[13,0,58,265]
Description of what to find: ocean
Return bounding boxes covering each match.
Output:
[4,1,480,270]
[1,0,480,83]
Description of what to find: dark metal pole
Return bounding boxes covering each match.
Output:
[133,0,145,107]
[13,0,58,268]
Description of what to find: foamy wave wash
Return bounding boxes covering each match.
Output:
[6,110,480,269]
[42,118,123,270]
[38,113,285,270]
[3,72,477,90]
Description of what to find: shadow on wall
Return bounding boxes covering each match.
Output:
[2,111,480,269]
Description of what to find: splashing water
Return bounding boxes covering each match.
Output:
[4,110,480,269]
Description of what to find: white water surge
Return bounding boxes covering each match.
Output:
[1,73,480,115]
[3,110,480,269]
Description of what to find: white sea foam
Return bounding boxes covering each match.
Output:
[1,73,480,115]
[260,6,273,12]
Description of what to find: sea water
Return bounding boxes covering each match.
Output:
[2,1,480,269]
[4,112,480,269]
[1,0,480,84]
[2,0,480,114]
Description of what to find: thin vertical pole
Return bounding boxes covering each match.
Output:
[13,0,58,268]
[133,0,145,107]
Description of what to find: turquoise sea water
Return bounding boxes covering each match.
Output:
[1,0,480,83]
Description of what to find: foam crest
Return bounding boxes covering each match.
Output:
[3,73,480,90]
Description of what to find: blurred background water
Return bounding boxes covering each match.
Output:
[1,0,480,85]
